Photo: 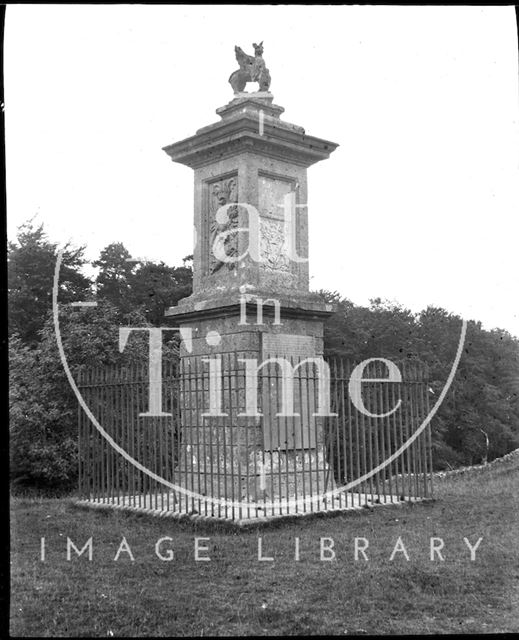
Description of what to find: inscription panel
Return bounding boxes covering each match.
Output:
[261,334,318,451]
[258,175,293,220]
[262,334,317,357]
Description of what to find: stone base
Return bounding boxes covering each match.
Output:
[167,292,336,510]
[176,446,336,507]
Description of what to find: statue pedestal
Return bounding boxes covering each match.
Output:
[164,92,339,509]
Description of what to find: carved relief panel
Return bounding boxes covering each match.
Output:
[258,175,295,273]
[207,176,238,275]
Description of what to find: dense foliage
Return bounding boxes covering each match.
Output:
[8,221,92,345]
[8,224,190,489]
[321,292,519,468]
[8,223,519,489]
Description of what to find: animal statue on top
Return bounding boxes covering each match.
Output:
[229,42,271,94]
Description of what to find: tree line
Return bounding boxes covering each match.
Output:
[8,221,519,491]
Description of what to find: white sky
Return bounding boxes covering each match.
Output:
[5,5,519,337]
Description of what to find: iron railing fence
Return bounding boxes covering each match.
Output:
[77,355,432,521]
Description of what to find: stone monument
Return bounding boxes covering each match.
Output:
[164,44,339,509]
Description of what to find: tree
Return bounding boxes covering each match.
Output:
[8,220,92,345]
[93,242,135,315]
[129,261,192,325]
[318,292,519,469]
[414,309,519,466]
[320,294,419,362]
[93,243,193,324]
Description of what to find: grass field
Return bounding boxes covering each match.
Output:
[10,461,519,636]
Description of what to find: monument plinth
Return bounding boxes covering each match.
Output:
[164,45,338,506]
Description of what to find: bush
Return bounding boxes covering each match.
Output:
[9,302,177,491]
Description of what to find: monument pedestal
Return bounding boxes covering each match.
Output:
[168,294,335,505]
[164,91,339,508]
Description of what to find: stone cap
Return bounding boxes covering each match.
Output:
[163,111,338,169]
[165,288,336,323]
[163,91,338,169]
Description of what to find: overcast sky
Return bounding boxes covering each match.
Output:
[5,5,519,337]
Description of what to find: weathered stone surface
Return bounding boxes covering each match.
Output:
[163,81,338,507]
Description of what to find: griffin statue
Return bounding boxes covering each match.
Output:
[229,42,271,94]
